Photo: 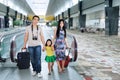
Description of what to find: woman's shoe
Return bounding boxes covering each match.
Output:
[62,68,65,72]
[58,68,62,73]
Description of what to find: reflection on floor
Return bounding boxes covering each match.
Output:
[0,26,83,80]
[69,30,120,80]
[1,27,120,80]
[0,60,83,80]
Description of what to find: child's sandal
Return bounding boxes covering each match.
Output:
[51,68,53,71]
[48,72,51,75]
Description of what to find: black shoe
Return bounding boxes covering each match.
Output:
[48,73,51,75]
[51,68,53,71]
[0,58,6,62]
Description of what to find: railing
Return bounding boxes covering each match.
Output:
[0,33,18,58]
[67,34,77,62]
[0,28,25,62]
[10,32,24,62]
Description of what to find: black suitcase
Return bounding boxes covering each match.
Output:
[17,49,30,69]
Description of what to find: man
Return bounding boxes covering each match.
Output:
[23,15,45,78]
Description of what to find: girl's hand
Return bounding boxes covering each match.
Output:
[52,44,54,47]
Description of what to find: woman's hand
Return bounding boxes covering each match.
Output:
[66,46,69,49]
[51,45,54,51]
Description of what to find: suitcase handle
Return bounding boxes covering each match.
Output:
[21,48,27,52]
[65,48,71,56]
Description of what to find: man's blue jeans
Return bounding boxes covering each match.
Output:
[28,45,41,73]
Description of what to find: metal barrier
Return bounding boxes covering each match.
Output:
[67,34,78,62]
[0,28,25,62]
[10,32,24,62]
[0,34,17,58]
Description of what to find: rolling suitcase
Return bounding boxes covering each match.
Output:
[17,48,30,69]
[60,48,71,68]
[64,54,71,68]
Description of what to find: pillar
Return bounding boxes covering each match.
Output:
[62,12,64,19]
[68,8,71,29]
[105,6,119,35]
[20,13,22,20]
[105,0,119,35]
[78,1,86,29]
[58,15,60,20]
[4,6,9,28]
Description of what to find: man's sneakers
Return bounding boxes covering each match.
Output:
[32,71,37,76]
[37,73,42,78]
[32,71,42,78]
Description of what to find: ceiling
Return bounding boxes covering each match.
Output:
[8,0,77,16]
[26,0,50,15]
[17,0,34,15]
[0,0,34,16]
[46,0,73,16]
[25,0,75,16]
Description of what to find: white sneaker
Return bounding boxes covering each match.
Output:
[32,71,37,76]
[37,73,42,78]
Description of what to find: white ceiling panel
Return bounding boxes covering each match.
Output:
[26,0,50,15]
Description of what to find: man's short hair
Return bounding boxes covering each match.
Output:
[32,15,40,21]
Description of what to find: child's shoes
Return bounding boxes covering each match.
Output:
[48,72,51,75]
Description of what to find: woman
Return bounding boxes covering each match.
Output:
[52,19,68,72]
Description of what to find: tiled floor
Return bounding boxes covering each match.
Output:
[68,29,120,80]
[0,27,83,80]
[0,60,83,80]
[1,27,120,80]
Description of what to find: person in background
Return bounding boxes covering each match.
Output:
[52,19,68,73]
[23,15,45,78]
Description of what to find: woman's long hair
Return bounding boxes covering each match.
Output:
[56,19,66,38]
